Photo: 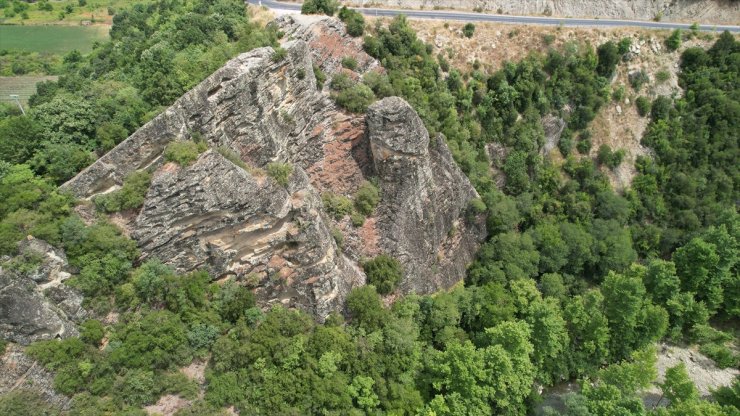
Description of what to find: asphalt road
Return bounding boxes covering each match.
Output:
[247,0,740,33]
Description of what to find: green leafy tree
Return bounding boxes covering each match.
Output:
[363,254,403,295]
[661,363,699,405]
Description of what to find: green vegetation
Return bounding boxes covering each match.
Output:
[665,29,682,51]
[636,95,651,116]
[0,25,109,54]
[338,6,364,37]
[265,162,292,186]
[164,140,207,166]
[0,0,738,413]
[341,56,358,70]
[362,254,402,295]
[462,22,476,38]
[597,144,626,169]
[93,170,151,212]
[301,0,338,16]
[354,180,380,216]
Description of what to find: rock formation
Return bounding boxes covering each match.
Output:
[62,19,485,318]
[0,238,85,345]
[367,97,485,293]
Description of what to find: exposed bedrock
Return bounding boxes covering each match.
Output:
[367,97,486,294]
[133,151,362,317]
[61,20,485,318]
[0,238,85,345]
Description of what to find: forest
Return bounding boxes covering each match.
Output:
[0,0,738,415]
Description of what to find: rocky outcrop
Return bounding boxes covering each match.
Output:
[133,151,362,317]
[0,344,71,410]
[367,97,486,293]
[345,0,739,25]
[62,20,485,318]
[0,238,85,345]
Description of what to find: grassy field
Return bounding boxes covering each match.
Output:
[0,0,152,26]
[0,75,58,104]
[0,25,109,53]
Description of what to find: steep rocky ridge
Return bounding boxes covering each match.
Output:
[368,98,485,293]
[62,19,485,318]
[349,0,739,24]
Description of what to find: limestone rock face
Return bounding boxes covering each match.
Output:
[61,20,485,318]
[367,97,486,294]
[0,343,71,410]
[133,151,361,317]
[0,238,85,345]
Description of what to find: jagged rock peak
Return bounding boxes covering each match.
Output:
[366,97,487,295]
[367,97,429,156]
[62,39,320,199]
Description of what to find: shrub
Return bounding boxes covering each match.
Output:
[350,211,365,227]
[463,23,476,38]
[334,83,376,113]
[301,0,338,16]
[329,73,353,91]
[80,320,105,346]
[655,70,670,83]
[266,162,293,186]
[597,145,626,169]
[665,30,682,51]
[635,96,651,117]
[629,69,649,91]
[699,343,739,369]
[542,34,556,46]
[617,37,632,55]
[596,41,620,78]
[313,65,326,89]
[338,6,365,37]
[341,56,358,70]
[354,181,380,216]
[164,140,207,166]
[612,85,625,102]
[322,192,354,220]
[363,254,403,295]
[271,47,288,62]
[93,170,151,213]
[216,146,248,171]
[576,137,592,155]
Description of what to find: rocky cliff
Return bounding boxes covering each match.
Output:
[346,0,739,24]
[0,238,86,345]
[62,17,485,318]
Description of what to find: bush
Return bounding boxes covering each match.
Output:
[665,30,682,51]
[216,146,248,171]
[354,181,380,216]
[271,47,288,62]
[313,65,326,89]
[629,70,649,91]
[635,96,651,117]
[596,41,620,78]
[341,56,358,70]
[164,140,207,166]
[329,73,353,91]
[617,37,632,55]
[576,137,592,155]
[338,6,365,37]
[655,70,670,83]
[463,23,476,38]
[266,162,292,186]
[301,0,338,16]
[699,343,739,369]
[597,145,626,169]
[93,170,151,213]
[363,254,403,295]
[322,192,354,220]
[612,85,625,102]
[80,320,105,346]
[334,83,376,113]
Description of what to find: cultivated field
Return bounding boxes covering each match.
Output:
[0,75,58,104]
[0,25,108,53]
